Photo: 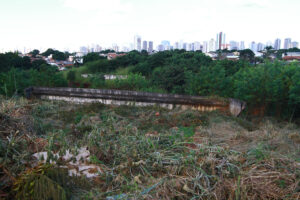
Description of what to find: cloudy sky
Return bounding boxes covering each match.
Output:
[0,0,299,52]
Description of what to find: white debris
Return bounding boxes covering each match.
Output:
[32,147,102,178]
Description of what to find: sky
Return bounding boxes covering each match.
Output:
[0,0,299,52]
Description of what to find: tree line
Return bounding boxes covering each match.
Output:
[1,49,300,119]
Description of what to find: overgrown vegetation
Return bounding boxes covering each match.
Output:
[0,98,299,199]
[1,49,300,119]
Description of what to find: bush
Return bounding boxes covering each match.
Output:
[0,68,67,97]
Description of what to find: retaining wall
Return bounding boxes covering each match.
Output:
[25,87,246,116]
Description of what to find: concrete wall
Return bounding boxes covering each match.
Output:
[26,87,246,116]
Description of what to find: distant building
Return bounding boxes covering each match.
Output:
[208,39,215,52]
[292,41,299,48]
[229,41,239,50]
[157,44,164,52]
[79,46,88,55]
[282,52,300,62]
[216,32,226,50]
[107,53,126,60]
[239,41,245,50]
[134,35,142,51]
[148,41,153,53]
[161,40,170,50]
[187,43,193,51]
[257,43,264,51]
[194,42,201,51]
[142,41,147,51]
[274,39,281,50]
[112,44,119,52]
[250,41,257,52]
[284,38,292,49]
[174,42,179,49]
[183,43,187,50]
[202,41,208,52]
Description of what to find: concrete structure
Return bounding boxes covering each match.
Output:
[25,87,246,116]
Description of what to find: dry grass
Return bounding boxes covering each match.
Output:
[0,98,299,199]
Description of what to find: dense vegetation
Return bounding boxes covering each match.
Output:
[67,50,300,119]
[0,49,300,199]
[1,49,300,119]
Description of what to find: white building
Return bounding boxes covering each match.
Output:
[208,39,215,52]
[202,41,208,53]
[284,38,292,49]
[194,42,201,51]
[229,41,239,50]
[239,41,245,50]
[134,35,142,51]
[274,38,281,50]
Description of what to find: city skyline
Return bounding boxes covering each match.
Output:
[2,33,299,54]
[77,33,298,54]
[0,0,300,52]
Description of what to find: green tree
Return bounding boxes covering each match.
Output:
[239,49,255,63]
[83,52,106,64]
[30,49,40,57]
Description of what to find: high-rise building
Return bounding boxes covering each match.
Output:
[142,41,147,51]
[274,38,281,50]
[179,40,184,49]
[134,35,142,51]
[257,43,264,51]
[148,41,153,52]
[216,32,226,50]
[229,41,238,50]
[250,42,257,52]
[202,41,208,53]
[194,42,201,51]
[187,43,194,51]
[292,41,299,48]
[239,41,245,50]
[183,43,187,50]
[284,38,292,49]
[208,39,215,52]
[174,42,179,49]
